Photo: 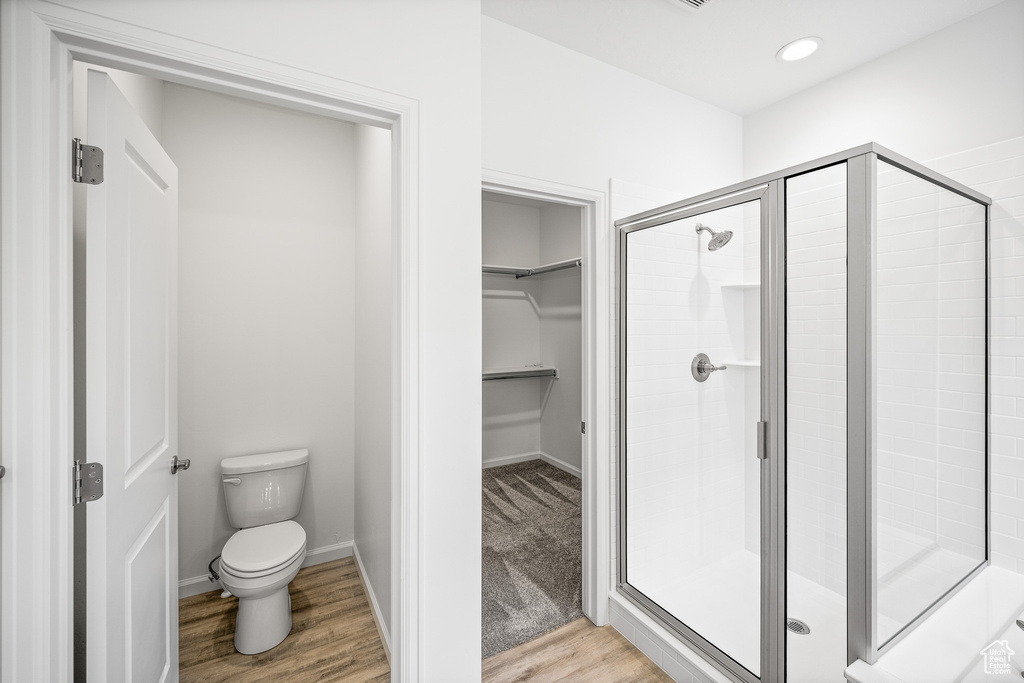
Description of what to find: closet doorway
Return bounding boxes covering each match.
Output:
[480,184,594,659]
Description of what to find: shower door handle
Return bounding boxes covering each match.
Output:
[757,421,768,460]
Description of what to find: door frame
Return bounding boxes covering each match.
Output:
[1,4,422,681]
[482,170,612,626]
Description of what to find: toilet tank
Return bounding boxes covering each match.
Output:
[221,449,309,529]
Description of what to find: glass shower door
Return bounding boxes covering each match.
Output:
[619,185,773,682]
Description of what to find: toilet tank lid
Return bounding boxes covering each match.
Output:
[221,448,309,475]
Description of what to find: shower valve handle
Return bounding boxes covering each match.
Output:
[691,353,727,382]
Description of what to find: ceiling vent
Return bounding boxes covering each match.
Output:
[664,0,717,12]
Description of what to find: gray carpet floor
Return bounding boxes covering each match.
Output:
[482,459,582,659]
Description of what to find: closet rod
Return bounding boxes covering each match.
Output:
[528,258,582,277]
[482,367,559,381]
[481,257,582,279]
[481,265,531,277]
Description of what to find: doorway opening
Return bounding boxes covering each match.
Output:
[481,190,584,658]
[70,60,399,680]
[478,174,611,662]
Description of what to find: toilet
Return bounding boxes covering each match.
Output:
[218,448,309,654]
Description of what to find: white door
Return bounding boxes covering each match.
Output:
[84,69,179,683]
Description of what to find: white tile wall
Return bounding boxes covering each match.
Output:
[606,135,1024,681]
[785,165,849,596]
[926,137,1024,574]
[873,160,988,640]
[622,200,757,595]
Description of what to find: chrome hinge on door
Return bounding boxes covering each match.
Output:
[72,138,104,185]
[581,422,586,434]
[72,460,104,505]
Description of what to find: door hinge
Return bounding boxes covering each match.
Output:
[72,138,104,185]
[581,421,586,434]
[72,460,104,505]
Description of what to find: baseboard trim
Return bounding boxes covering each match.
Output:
[482,451,581,478]
[539,451,582,478]
[353,542,392,663]
[178,574,221,600]
[177,540,355,600]
[301,540,354,568]
[482,451,543,469]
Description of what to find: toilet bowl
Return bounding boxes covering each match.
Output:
[219,448,310,654]
[219,520,307,654]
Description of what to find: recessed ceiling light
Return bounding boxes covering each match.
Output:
[776,37,822,62]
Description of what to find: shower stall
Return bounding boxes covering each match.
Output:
[616,143,990,682]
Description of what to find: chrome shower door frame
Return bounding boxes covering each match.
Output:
[617,142,992,682]
[617,182,786,683]
[847,150,992,665]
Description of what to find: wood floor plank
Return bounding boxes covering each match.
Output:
[181,558,672,683]
[179,557,390,683]
[482,617,674,683]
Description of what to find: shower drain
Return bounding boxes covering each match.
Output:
[787,618,811,635]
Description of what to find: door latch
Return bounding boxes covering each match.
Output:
[171,456,191,474]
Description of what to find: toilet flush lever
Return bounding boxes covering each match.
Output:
[222,477,242,486]
[170,456,190,474]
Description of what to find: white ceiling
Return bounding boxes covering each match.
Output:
[481,0,1005,116]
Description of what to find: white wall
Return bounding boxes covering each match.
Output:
[353,123,393,640]
[481,197,583,473]
[482,198,543,462]
[73,62,164,141]
[538,204,582,472]
[744,0,1024,177]
[163,84,357,589]
[55,2,485,676]
[483,22,745,648]
[742,0,1024,588]
[482,16,742,199]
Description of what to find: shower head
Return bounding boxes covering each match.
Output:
[695,223,733,251]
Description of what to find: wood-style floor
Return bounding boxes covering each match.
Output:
[482,618,674,683]
[180,556,672,682]
[179,557,389,682]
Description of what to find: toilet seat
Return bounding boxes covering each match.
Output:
[221,520,306,578]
